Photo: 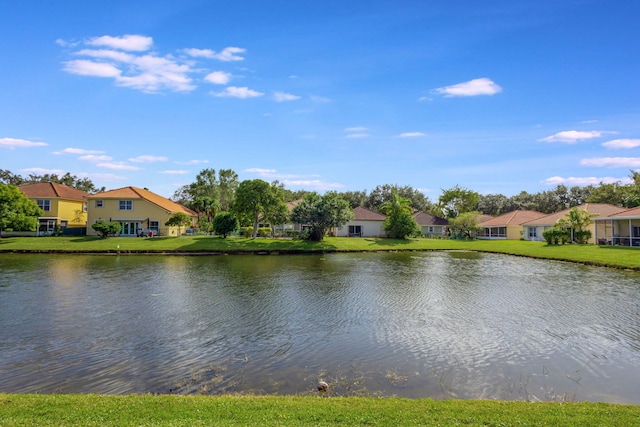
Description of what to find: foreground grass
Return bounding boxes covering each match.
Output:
[1,235,639,270]
[1,394,639,427]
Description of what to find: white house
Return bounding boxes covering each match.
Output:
[336,206,386,237]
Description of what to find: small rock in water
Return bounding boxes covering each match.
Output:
[317,380,328,392]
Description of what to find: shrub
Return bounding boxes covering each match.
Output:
[241,226,254,238]
[91,221,122,238]
[257,227,271,237]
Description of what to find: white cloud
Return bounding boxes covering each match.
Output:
[542,176,632,186]
[398,132,425,138]
[309,95,332,104]
[0,137,47,149]
[345,127,367,132]
[63,59,122,78]
[283,179,344,190]
[175,159,209,165]
[79,172,126,182]
[86,34,153,51]
[273,91,301,102]
[434,78,502,97]
[53,147,105,155]
[21,167,65,175]
[79,155,112,162]
[214,86,264,98]
[602,138,640,149]
[160,170,189,175]
[128,155,168,163]
[245,168,277,174]
[580,157,640,168]
[183,47,245,61]
[212,47,246,61]
[539,130,609,143]
[345,133,369,139]
[96,162,141,171]
[204,71,231,85]
[418,96,433,102]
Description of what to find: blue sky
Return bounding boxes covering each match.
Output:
[2,1,640,199]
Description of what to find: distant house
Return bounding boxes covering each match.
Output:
[594,206,640,246]
[477,210,546,240]
[412,211,448,237]
[86,186,197,237]
[521,203,626,243]
[18,182,89,235]
[336,206,386,237]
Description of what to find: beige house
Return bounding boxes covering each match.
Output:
[521,203,626,243]
[86,186,197,237]
[594,206,640,246]
[412,211,448,237]
[19,182,89,235]
[478,210,546,240]
[336,206,386,237]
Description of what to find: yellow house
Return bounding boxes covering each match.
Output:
[86,186,197,237]
[18,182,89,235]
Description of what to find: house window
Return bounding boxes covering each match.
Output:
[149,221,160,232]
[37,200,50,212]
[95,200,104,208]
[119,200,133,210]
[428,226,434,233]
[60,220,68,229]
[633,226,640,237]
[528,227,537,238]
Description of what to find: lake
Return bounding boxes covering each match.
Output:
[1,251,639,403]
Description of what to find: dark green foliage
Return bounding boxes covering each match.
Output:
[380,189,421,239]
[91,221,122,238]
[0,169,104,193]
[233,179,287,239]
[212,212,238,238]
[0,183,43,234]
[447,211,482,239]
[291,192,353,241]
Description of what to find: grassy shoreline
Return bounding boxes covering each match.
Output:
[2,394,639,427]
[1,235,640,270]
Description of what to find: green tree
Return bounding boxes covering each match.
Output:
[432,185,480,219]
[91,221,122,238]
[165,212,193,236]
[213,212,239,238]
[233,179,287,239]
[380,189,421,239]
[0,183,43,236]
[338,189,368,209]
[291,192,353,241]
[564,207,597,244]
[447,211,482,239]
[366,184,432,213]
[0,169,104,193]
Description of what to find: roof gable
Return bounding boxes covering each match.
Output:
[89,186,196,216]
[412,211,448,226]
[600,205,640,219]
[479,210,546,227]
[353,206,386,221]
[18,182,90,201]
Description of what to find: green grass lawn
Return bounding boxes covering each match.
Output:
[1,235,639,270]
[1,394,639,427]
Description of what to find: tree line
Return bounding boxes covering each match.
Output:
[3,167,640,241]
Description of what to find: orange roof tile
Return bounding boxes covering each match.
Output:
[18,182,90,201]
[89,186,196,216]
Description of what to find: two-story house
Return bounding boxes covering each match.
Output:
[18,182,89,235]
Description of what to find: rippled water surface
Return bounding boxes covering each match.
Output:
[1,252,639,402]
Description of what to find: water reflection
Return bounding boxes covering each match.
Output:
[0,252,639,402]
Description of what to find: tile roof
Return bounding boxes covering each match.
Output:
[521,203,626,226]
[89,186,196,216]
[412,211,448,226]
[353,206,386,221]
[479,210,546,227]
[599,205,640,219]
[18,182,90,201]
